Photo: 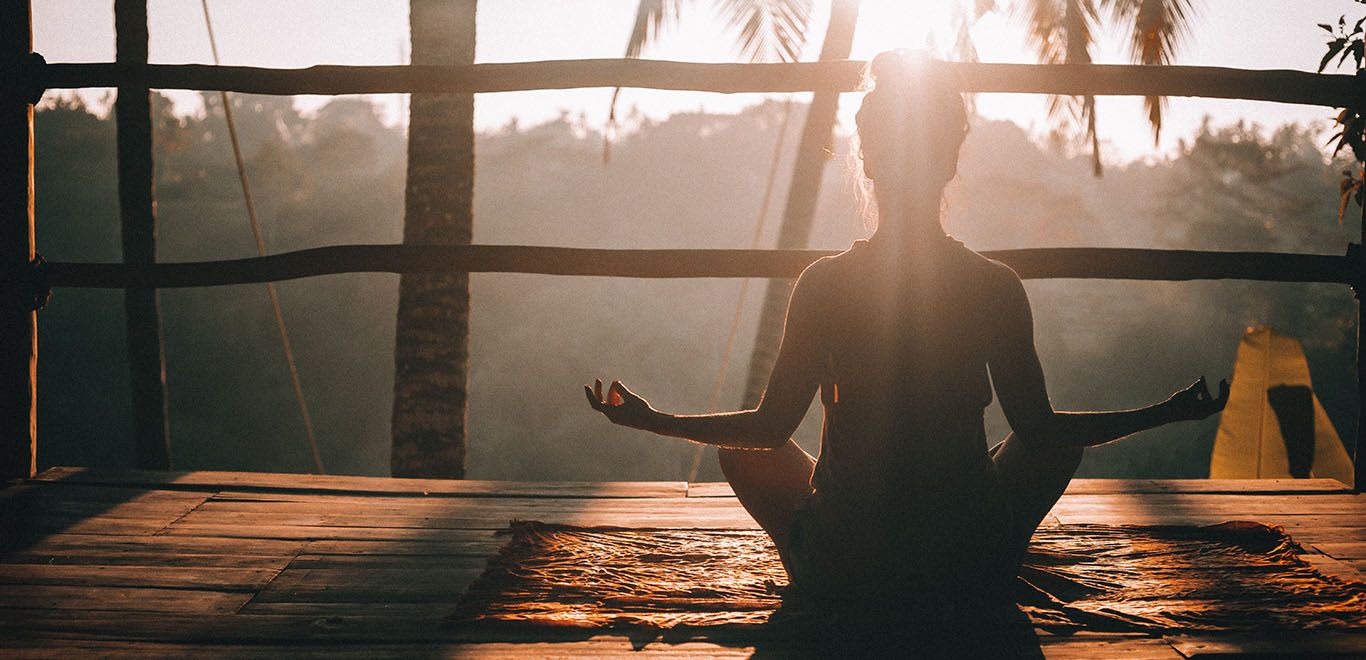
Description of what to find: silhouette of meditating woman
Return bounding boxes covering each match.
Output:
[587,50,1229,607]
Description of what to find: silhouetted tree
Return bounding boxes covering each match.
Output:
[391,0,477,478]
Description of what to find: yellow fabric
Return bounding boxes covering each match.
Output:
[1210,326,1354,486]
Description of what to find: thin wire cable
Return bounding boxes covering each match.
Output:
[686,99,795,482]
[201,0,325,474]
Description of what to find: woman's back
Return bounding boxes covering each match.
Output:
[793,236,1016,594]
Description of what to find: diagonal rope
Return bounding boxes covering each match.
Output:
[686,99,795,482]
[201,0,325,474]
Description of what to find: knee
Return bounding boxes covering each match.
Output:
[1054,442,1083,466]
[995,433,1082,467]
[717,447,753,480]
[717,444,815,495]
[1036,442,1083,474]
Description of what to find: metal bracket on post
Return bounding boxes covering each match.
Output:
[1,51,46,105]
[4,253,50,312]
[1348,243,1363,299]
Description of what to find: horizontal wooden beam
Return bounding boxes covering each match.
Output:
[42,244,1355,288]
[34,59,1366,108]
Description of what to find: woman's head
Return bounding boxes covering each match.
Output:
[854,50,968,232]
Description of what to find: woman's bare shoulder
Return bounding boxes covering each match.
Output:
[944,246,1026,311]
[798,241,863,280]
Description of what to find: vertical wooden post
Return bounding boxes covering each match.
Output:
[1356,186,1366,492]
[1,1,37,481]
[1353,310,1363,489]
[116,0,170,469]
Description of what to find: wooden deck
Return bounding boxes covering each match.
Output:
[0,467,1363,658]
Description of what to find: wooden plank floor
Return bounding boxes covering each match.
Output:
[0,468,1362,658]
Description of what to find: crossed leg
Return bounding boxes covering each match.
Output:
[716,439,816,558]
[718,433,1080,577]
[989,432,1084,564]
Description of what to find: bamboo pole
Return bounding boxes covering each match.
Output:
[115,0,170,470]
[31,59,1366,108]
[41,245,1355,288]
[0,0,37,481]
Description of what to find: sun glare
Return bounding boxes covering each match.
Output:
[851,0,961,58]
[844,1,1051,154]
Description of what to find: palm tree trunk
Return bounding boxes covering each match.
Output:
[391,0,476,478]
[694,0,861,481]
[742,0,860,409]
[116,0,171,470]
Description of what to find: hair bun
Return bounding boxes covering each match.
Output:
[854,49,969,191]
[868,49,929,89]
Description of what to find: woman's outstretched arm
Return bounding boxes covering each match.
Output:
[987,266,1228,449]
[585,265,825,450]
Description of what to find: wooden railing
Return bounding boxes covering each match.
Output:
[29,59,1366,107]
[42,246,1359,287]
[2,0,1364,489]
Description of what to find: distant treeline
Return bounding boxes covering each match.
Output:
[34,94,1357,479]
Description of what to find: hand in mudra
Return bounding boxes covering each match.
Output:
[585,378,657,430]
[1165,376,1230,422]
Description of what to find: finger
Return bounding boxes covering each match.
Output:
[584,385,603,410]
[609,380,625,406]
[595,379,603,402]
[1185,374,1207,401]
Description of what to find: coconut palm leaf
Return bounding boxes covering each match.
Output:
[1020,0,1103,174]
[605,1,683,161]
[715,0,814,63]
[625,0,684,58]
[953,1,998,114]
[605,0,812,162]
[1106,0,1196,144]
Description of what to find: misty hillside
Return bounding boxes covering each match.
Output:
[33,94,1358,480]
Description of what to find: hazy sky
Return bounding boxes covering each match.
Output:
[31,1,1363,162]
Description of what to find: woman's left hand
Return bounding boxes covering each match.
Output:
[1164,376,1230,422]
[584,378,659,431]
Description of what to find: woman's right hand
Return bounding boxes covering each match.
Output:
[584,378,659,431]
[1164,376,1230,422]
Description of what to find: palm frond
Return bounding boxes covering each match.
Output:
[953,12,980,64]
[1020,0,1103,173]
[1063,0,1099,64]
[605,0,812,162]
[1085,95,1102,176]
[606,0,684,163]
[953,1,994,115]
[715,0,814,63]
[625,0,685,58]
[1107,0,1195,145]
[1020,0,1068,66]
